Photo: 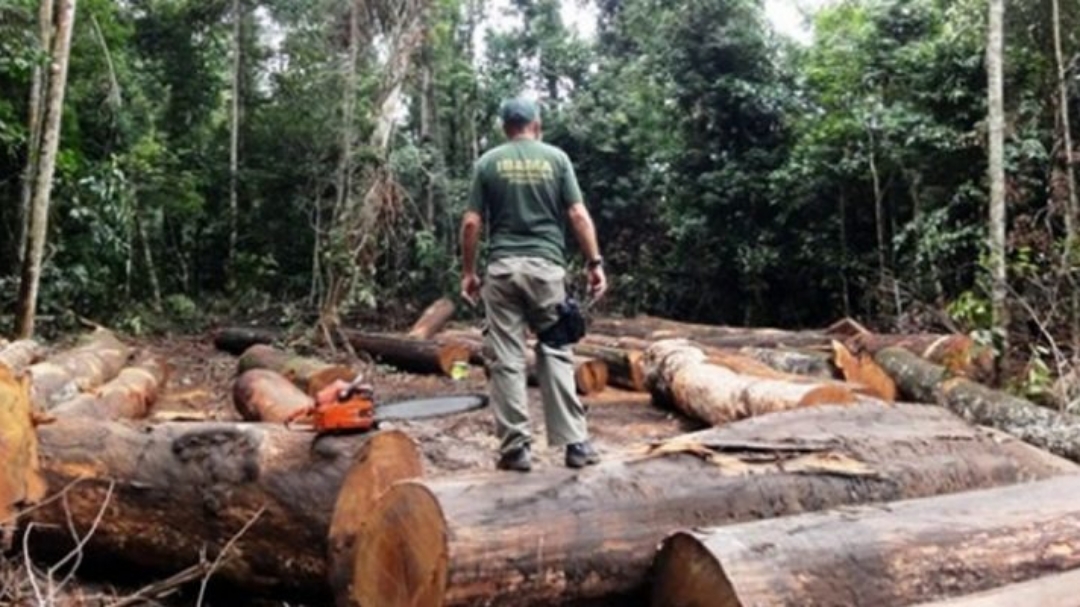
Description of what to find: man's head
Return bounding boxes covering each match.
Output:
[500,97,541,139]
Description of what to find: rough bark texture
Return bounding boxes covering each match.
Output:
[914,569,1080,607]
[408,298,456,340]
[24,423,420,603]
[237,344,356,395]
[212,327,280,355]
[232,368,314,423]
[876,346,1080,462]
[0,339,43,375]
[0,366,45,524]
[50,355,168,419]
[343,331,470,376]
[345,403,1074,607]
[651,474,1080,607]
[645,340,857,425]
[847,332,993,381]
[737,347,836,380]
[573,343,647,392]
[29,328,132,409]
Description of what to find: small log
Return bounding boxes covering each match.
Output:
[343,331,470,376]
[651,474,1080,607]
[876,347,1080,462]
[407,298,456,340]
[50,355,169,420]
[435,330,485,365]
[233,369,314,423]
[24,423,421,602]
[341,403,1075,607]
[0,339,43,375]
[0,366,45,524]
[30,328,132,409]
[849,332,994,381]
[914,569,1080,607]
[833,340,897,402]
[213,326,280,355]
[237,344,356,395]
[573,343,646,392]
[737,346,836,379]
[582,389,653,408]
[645,340,857,425]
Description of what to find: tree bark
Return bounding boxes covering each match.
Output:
[49,355,168,419]
[737,347,836,380]
[0,339,44,375]
[15,0,77,339]
[29,328,132,410]
[876,346,1080,462]
[17,0,53,267]
[343,331,470,376]
[227,0,242,287]
[22,423,421,603]
[645,340,857,426]
[573,343,646,392]
[1052,0,1080,351]
[340,402,1074,607]
[847,332,993,381]
[237,344,356,395]
[987,0,1008,357]
[914,569,1080,607]
[233,369,313,423]
[652,474,1080,607]
[408,298,456,340]
[212,326,280,355]
[0,366,45,524]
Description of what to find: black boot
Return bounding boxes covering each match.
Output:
[565,442,600,469]
[497,445,532,472]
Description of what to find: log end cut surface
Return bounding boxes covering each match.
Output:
[352,482,448,607]
[437,343,471,376]
[651,532,741,607]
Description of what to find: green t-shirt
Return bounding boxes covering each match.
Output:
[468,139,584,266]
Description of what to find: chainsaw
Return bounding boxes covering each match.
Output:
[284,375,488,435]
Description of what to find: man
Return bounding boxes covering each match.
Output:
[460,97,607,472]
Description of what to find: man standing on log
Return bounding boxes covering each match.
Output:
[460,97,607,472]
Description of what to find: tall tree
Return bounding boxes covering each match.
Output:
[15,0,76,338]
[227,0,243,289]
[17,0,53,267]
[987,0,1007,356]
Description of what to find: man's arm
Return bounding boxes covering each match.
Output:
[460,210,483,305]
[567,202,607,299]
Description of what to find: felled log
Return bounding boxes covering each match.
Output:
[232,369,313,423]
[0,339,43,375]
[30,328,132,409]
[407,298,456,340]
[646,340,857,425]
[915,569,1080,607]
[237,344,355,395]
[573,343,646,391]
[582,389,653,408]
[344,331,470,376]
[24,423,421,603]
[738,346,836,379]
[522,348,608,396]
[833,340,897,401]
[876,347,1080,462]
[848,331,994,380]
[652,474,1080,607]
[0,366,45,524]
[436,330,485,365]
[213,326,280,355]
[50,355,169,420]
[338,403,1074,607]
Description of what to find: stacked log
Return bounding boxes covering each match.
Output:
[343,331,469,376]
[237,344,356,395]
[29,328,132,409]
[573,343,646,391]
[213,326,280,355]
[0,339,43,375]
[336,403,1074,607]
[0,366,45,523]
[233,368,314,423]
[651,474,1080,607]
[407,298,456,340]
[22,423,422,603]
[915,569,1080,607]
[50,354,169,420]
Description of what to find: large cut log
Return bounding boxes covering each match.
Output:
[0,339,43,375]
[344,331,470,376]
[848,331,994,380]
[338,403,1074,607]
[233,368,314,423]
[29,329,132,409]
[407,298,456,340]
[832,340,897,401]
[435,330,485,365]
[877,346,1080,462]
[22,423,421,603]
[914,569,1080,607]
[651,474,1080,607]
[645,340,857,425]
[237,344,356,395]
[0,367,45,525]
[737,346,836,379]
[573,343,646,392]
[49,355,168,420]
[213,326,281,355]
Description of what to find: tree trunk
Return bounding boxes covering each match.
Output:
[0,366,45,524]
[0,339,44,375]
[572,343,646,392]
[339,402,1075,607]
[233,368,313,423]
[237,344,356,395]
[49,355,167,420]
[407,298,456,340]
[227,0,242,287]
[22,423,420,603]
[876,346,1080,462]
[17,0,54,267]
[15,0,77,339]
[847,332,993,381]
[832,340,897,402]
[343,331,470,376]
[915,569,1080,607]
[737,347,836,380]
[987,0,1008,358]
[1052,0,1080,352]
[652,474,1080,607]
[435,330,485,365]
[645,340,857,426]
[212,326,280,355]
[29,328,132,410]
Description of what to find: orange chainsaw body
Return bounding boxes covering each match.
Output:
[288,378,376,434]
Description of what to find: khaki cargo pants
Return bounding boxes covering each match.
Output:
[482,257,589,454]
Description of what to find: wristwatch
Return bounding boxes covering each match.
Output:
[587,256,604,270]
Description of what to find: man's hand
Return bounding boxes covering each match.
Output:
[461,272,482,306]
[587,266,607,300]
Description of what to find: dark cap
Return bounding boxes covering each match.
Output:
[499,97,540,126]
